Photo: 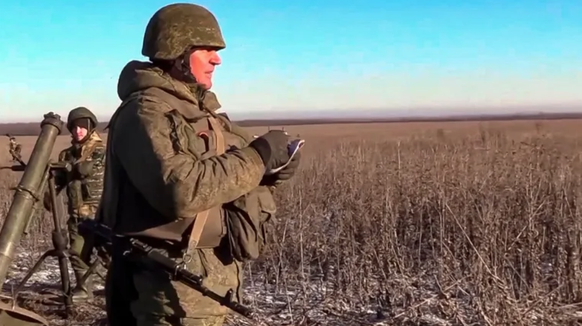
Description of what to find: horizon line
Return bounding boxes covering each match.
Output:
[2,110,582,125]
[2,103,581,124]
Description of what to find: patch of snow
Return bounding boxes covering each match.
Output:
[5,248,104,291]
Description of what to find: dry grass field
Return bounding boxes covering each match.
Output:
[1,119,582,325]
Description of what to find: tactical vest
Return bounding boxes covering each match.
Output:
[111,88,251,249]
[104,86,277,259]
[60,136,105,218]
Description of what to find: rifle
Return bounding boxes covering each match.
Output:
[78,219,256,320]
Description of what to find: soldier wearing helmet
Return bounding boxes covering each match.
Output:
[45,106,106,302]
[99,3,301,326]
[6,134,22,161]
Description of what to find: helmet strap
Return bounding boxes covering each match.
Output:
[174,48,197,84]
[168,48,209,100]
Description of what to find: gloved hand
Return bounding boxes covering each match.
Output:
[73,161,95,178]
[248,130,291,172]
[261,150,301,186]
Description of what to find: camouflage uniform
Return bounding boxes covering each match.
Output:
[7,135,22,161]
[50,107,106,302]
[99,3,300,326]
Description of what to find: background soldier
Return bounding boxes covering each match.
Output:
[6,134,22,161]
[45,107,106,302]
[99,3,301,326]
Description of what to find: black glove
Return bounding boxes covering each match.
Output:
[249,130,291,172]
[261,151,301,186]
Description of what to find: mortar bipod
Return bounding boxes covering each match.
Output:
[2,161,74,325]
[0,113,65,325]
[8,161,110,324]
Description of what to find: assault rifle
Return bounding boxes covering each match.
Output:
[78,219,256,320]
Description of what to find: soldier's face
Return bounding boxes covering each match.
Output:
[189,49,221,90]
[72,126,88,141]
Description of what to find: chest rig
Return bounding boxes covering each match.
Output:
[149,87,248,250]
[61,139,102,217]
[186,115,226,249]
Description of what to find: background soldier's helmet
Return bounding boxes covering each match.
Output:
[67,107,98,132]
[142,3,226,61]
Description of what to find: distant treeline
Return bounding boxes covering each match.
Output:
[2,112,582,136]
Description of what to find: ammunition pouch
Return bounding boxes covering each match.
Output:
[67,180,83,210]
[67,180,99,217]
[224,186,276,262]
[149,95,276,259]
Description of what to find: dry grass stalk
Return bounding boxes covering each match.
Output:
[0,119,581,325]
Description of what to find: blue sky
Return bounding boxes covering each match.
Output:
[1,0,581,122]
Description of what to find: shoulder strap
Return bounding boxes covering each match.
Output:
[207,116,225,154]
[188,116,225,248]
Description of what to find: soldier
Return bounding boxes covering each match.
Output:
[46,107,106,302]
[99,3,301,326]
[6,134,22,161]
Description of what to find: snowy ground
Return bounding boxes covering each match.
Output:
[2,246,107,325]
[0,245,451,326]
[2,245,573,326]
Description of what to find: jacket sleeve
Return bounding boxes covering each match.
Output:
[75,144,106,178]
[111,103,266,220]
[224,118,278,222]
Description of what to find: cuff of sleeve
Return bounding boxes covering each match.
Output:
[240,146,266,171]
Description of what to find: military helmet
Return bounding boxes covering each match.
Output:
[142,3,226,61]
[67,107,98,131]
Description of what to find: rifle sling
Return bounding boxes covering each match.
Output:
[188,116,225,248]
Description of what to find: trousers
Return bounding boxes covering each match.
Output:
[105,239,242,326]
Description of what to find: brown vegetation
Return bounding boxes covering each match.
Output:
[3,111,582,136]
[1,118,582,325]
